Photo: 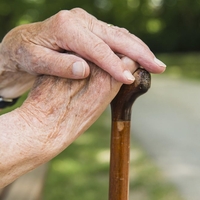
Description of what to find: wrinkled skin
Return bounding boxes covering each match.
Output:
[0,58,138,188]
[0,7,166,188]
[0,8,166,98]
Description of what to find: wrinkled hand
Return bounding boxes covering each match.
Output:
[0,8,166,87]
[16,58,138,165]
[0,57,138,188]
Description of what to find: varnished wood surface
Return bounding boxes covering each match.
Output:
[109,68,151,200]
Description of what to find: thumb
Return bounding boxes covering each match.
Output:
[28,49,90,79]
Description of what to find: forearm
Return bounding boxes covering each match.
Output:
[0,63,123,188]
[0,106,69,188]
[0,109,50,188]
[0,56,138,188]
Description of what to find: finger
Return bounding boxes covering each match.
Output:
[51,10,136,84]
[60,28,135,84]
[92,21,166,74]
[26,47,90,79]
[121,56,139,73]
[120,56,140,84]
[109,24,148,47]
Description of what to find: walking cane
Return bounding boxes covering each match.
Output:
[109,68,151,200]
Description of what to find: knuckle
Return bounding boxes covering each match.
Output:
[92,42,120,68]
[70,7,85,14]
[53,10,76,32]
[113,29,126,38]
[55,9,88,27]
[119,27,129,33]
[55,10,70,21]
[70,7,95,22]
[93,42,108,57]
[54,10,73,27]
[113,25,129,34]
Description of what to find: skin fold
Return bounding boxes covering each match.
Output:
[0,8,166,100]
[0,59,138,188]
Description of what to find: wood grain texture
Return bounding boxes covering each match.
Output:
[109,68,151,200]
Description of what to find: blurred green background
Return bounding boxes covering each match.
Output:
[1,0,200,53]
[1,0,199,199]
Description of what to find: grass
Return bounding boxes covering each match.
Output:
[42,109,183,200]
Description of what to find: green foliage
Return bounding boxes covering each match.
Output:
[0,92,29,115]
[43,110,183,200]
[157,52,200,80]
[0,0,200,52]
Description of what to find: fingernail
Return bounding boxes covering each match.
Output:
[72,61,86,77]
[123,70,135,82]
[154,58,166,68]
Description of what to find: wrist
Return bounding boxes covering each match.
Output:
[0,47,36,98]
[0,37,36,99]
[0,109,52,187]
[19,102,71,155]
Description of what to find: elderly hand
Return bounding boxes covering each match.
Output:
[0,56,138,188]
[0,8,166,94]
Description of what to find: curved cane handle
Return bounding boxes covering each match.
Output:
[111,68,151,121]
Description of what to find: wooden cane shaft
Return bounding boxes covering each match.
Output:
[109,121,130,200]
[109,68,151,200]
